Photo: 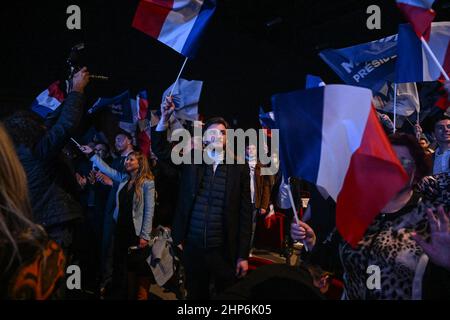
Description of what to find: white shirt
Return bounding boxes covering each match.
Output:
[433,148,450,174]
[247,158,257,204]
[207,149,224,173]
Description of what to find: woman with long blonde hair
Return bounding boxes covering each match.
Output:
[0,124,65,299]
[80,145,155,300]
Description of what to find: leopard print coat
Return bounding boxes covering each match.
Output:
[339,173,449,300]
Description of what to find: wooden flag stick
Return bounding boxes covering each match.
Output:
[420,36,450,81]
[169,56,189,97]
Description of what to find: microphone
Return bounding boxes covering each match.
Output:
[89,75,109,81]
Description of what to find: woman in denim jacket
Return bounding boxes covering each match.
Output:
[81,145,155,299]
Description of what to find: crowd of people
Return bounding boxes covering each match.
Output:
[0,67,449,300]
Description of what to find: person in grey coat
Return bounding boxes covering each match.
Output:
[80,145,155,299]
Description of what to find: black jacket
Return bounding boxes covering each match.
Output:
[151,129,253,263]
[173,161,252,262]
[16,92,85,228]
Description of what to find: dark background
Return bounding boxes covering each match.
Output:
[0,0,449,129]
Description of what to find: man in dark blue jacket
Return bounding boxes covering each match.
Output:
[152,98,252,300]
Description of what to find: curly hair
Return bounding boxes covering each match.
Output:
[3,111,47,148]
[389,133,431,182]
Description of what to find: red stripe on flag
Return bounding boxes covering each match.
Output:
[132,0,174,39]
[137,130,152,158]
[48,81,65,102]
[336,108,408,247]
[397,3,435,40]
[139,98,149,120]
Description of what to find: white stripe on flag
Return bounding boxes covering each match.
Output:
[423,22,450,80]
[35,90,62,111]
[158,0,203,54]
[316,85,373,200]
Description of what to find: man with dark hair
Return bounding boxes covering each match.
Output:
[3,67,90,253]
[432,114,450,174]
[152,97,252,299]
[99,130,135,297]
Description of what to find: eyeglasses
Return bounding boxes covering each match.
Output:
[436,124,450,131]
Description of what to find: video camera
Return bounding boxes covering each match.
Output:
[67,43,109,81]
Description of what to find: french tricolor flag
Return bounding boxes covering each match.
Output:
[273,85,408,247]
[31,81,65,118]
[132,0,216,58]
[396,22,450,83]
[136,90,152,157]
[396,0,436,39]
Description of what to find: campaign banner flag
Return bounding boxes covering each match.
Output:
[319,35,398,91]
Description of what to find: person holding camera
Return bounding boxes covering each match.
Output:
[4,68,90,258]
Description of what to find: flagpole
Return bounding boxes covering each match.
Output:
[393,83,397,133]
[287,180,308,252]
[417,101,420,125]
[169,56,189,97]
[420,36,450,81]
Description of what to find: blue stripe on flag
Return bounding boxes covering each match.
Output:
[181,0,216,58]
[395,24,423,83]
[272,87,324,182]
[31,103,53,118]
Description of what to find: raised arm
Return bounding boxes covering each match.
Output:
[151,95,175,161]
[34,68,90,159]
[79,146,128,183]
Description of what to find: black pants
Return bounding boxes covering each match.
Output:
[183,245,236,300]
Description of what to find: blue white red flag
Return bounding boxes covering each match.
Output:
[396,0,436,40]
[272,85,408,246]
[396,22,450,83]
[132,0,216,58]
[136,90,152,157]
[31,81,65,118]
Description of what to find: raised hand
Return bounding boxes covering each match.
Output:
[161,95,175,122]
[75,173,87,189]
[95,171,113,186]
[79,145,93,155]
[291,220,317,251]
[412,206,450,271]
[71,67,90,93]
